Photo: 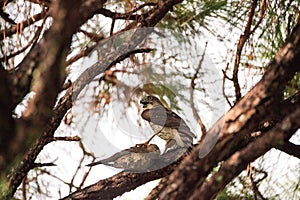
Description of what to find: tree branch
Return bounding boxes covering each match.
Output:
[62,148,188,200]
[232,0,258,101]
[189,42,208,140]
[189,106,300,200]
[275,141,300,159]
[98,3,156,20]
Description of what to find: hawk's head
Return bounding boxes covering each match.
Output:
[140,95,162,109]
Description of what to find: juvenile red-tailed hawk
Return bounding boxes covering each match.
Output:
[139,96,195,150]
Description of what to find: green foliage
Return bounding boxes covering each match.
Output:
[158,0,227,35]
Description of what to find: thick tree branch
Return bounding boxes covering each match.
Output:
[0,67,15,173]
[275,141,300,159]
[5,0,84,197]
[145,176,169,200]
[62,148,189,200]
[62,168,173,200]
[190,106,300,200]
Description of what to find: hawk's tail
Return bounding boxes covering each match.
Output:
[178,121,195,148]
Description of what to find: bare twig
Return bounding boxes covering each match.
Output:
[0,9,48,40]
[48,136,81,142]
[222,63,233,107]
[98,3,157,20]
[40,169,80,189]
[249,167,267,200]
[0,20,45,62]
[189,42,208,140]
[21,175,27,200]
[78,157,96,189]
[232,0,258,102]
[79,29,104,42]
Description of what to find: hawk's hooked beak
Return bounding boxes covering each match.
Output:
[140,101,148,108]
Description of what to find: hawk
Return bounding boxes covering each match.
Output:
[86,144,160,171]
[139,96,195,150]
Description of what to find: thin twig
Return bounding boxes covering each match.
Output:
[0,21,45,62]
[0,9,48,40]
[249,167,267,200]
[33,162,56,167]
[232,0,258,102]
[99,3,157,20]
[222,63,233,107]
[189,42,208,140]
[48,136,81,142]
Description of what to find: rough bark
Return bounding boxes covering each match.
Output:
[190,107,300,200]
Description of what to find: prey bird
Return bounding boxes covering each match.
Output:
[86,144,160,171]
[139,96,195,150]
